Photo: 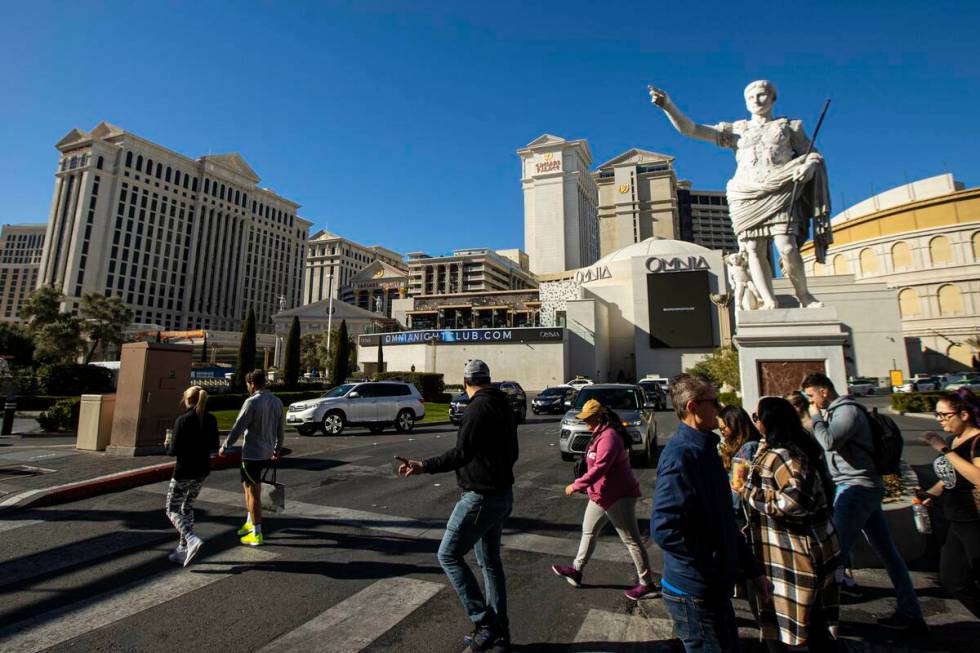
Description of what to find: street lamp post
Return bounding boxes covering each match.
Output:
[325,274,335,380]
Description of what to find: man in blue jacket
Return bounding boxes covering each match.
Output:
[652,374,769,652]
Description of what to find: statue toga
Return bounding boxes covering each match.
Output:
[648,80,832,309]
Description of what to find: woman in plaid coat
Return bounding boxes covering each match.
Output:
[739,396,840,650]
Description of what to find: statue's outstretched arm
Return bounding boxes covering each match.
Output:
[648,86,723,145]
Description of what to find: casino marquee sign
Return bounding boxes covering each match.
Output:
[359,327,564,347]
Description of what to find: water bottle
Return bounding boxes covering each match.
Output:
[911,498,932,534]
[164,428,174,449]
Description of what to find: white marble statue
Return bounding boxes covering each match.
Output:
[648,80,832,309]
[726,251,762,311]
[375,295,383,313]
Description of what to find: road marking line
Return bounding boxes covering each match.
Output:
[573,608,673,649]
[0,529,169,588]
[0,518,43,535]
[141,483,636,563]
[0,546,278,653]
[258,577,443,652]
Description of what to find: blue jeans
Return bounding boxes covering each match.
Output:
[437,490,513,629]
[834,484,923,618]
[661,588,739,653]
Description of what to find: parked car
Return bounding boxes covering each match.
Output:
[894,375,942,393]
[638,380,668,411]
[558,383,657,467]
[847,377,879,395]
[531,385,577,415]
[449,381,527,425]
[566,377,594,389]
[286,381,424,436]
[944,373,980,392]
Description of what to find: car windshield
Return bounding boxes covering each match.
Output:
[322,383,356,398]
[574,387,640,411]
[539,387,566,397]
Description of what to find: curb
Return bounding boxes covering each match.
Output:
[0,451,242,515]
[885,407,936,421]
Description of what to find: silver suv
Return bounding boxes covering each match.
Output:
[558,384,657,466]
[286,381,425,436]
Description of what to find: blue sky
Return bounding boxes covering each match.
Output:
[2,1,978,256]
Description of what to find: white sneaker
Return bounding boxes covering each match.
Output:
[183,535,204,567]
[168,545,187,564]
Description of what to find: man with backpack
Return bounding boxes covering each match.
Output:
[802,372,927,633]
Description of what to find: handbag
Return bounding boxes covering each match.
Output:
[260,462,286,513]
[573,455,587,480]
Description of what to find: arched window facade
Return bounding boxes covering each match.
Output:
[898,288,922,318]
[891,241,912,270]
[972,232,980,260]
[165,166,172,182]
[859,248,878,275]
[125,151,133,167]
[937,283,964,315]
[833,254,849,275]
[929,236,953,265]
[136,155,143,171]
[174,170,181,186]
[155,163,162,178]
[96,156,104,170]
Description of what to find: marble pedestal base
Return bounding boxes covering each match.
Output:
[734,307,848,412]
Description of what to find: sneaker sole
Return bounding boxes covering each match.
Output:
[240,539,263,547]
[551,566,581,588]
[625,590,662,601]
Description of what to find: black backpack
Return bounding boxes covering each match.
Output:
[832,400,903,476]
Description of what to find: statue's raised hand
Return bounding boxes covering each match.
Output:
[648,85,669,108]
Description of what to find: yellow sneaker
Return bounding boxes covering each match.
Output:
[237,521,253,536]
[240,531,264,546]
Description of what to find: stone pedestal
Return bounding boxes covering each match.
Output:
[107,342,192,456]
[734,307,848,412]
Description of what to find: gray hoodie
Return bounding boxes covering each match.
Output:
[222,390,285,461]
[811,395,883,489]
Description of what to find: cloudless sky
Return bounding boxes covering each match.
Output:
[2,1,978,256]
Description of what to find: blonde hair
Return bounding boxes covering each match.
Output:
[182,385,209,418]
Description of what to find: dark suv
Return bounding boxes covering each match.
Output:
[531,386,577,415]
[450,381,527,425]
[638,380,668,411]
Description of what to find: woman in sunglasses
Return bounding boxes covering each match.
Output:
[740,397,840,651]
[921,389,980,617]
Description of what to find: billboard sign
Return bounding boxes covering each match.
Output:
[647,271,714,348]
[359,327,564,347]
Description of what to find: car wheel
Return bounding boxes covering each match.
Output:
[561,452,574,462]
[395,409,415,433]
[296,425,317,436]
[866,388,875,395]
[321,411,345,436]
[369,425,385,434]
[518,403,526,423]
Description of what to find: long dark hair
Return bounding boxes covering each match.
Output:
[757,396,835,508]
[718,405,762,471]
[937,388,980,428]
[599,408,632,450]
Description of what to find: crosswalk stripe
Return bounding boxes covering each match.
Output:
[0,518,43,534]
[258,577,443,652]
[141,483,637,563]
[0,528,169,589]
[0,546,278,653]
[572,608,674,651]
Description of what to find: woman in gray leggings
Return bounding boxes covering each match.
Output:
[551,399,660,601]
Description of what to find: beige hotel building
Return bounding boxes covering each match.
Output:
[39,122,311,333]
[303,229,403,305]
[0,223,46,322]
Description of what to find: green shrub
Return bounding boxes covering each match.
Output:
[36,398,81,432]
[890,391,944,414]
[374,372,445,402]
[204,390,328,412]
[37,364,113,395]
[718,391,742,408]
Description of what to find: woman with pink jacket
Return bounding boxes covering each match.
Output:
[551,399,661,600]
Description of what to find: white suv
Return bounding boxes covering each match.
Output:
[286,381,425,436]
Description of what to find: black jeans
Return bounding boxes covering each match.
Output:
[941,519,980,618]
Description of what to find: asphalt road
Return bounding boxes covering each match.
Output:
[0,397,975,652]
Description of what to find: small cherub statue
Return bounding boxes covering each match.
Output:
[726,251,762,311]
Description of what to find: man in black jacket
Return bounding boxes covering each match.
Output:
[397,360,518,653]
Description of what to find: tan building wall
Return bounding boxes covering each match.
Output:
[407,249,536,297]
[0,223,45,321]
[39,122,310,333]
[801,174,979,373]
